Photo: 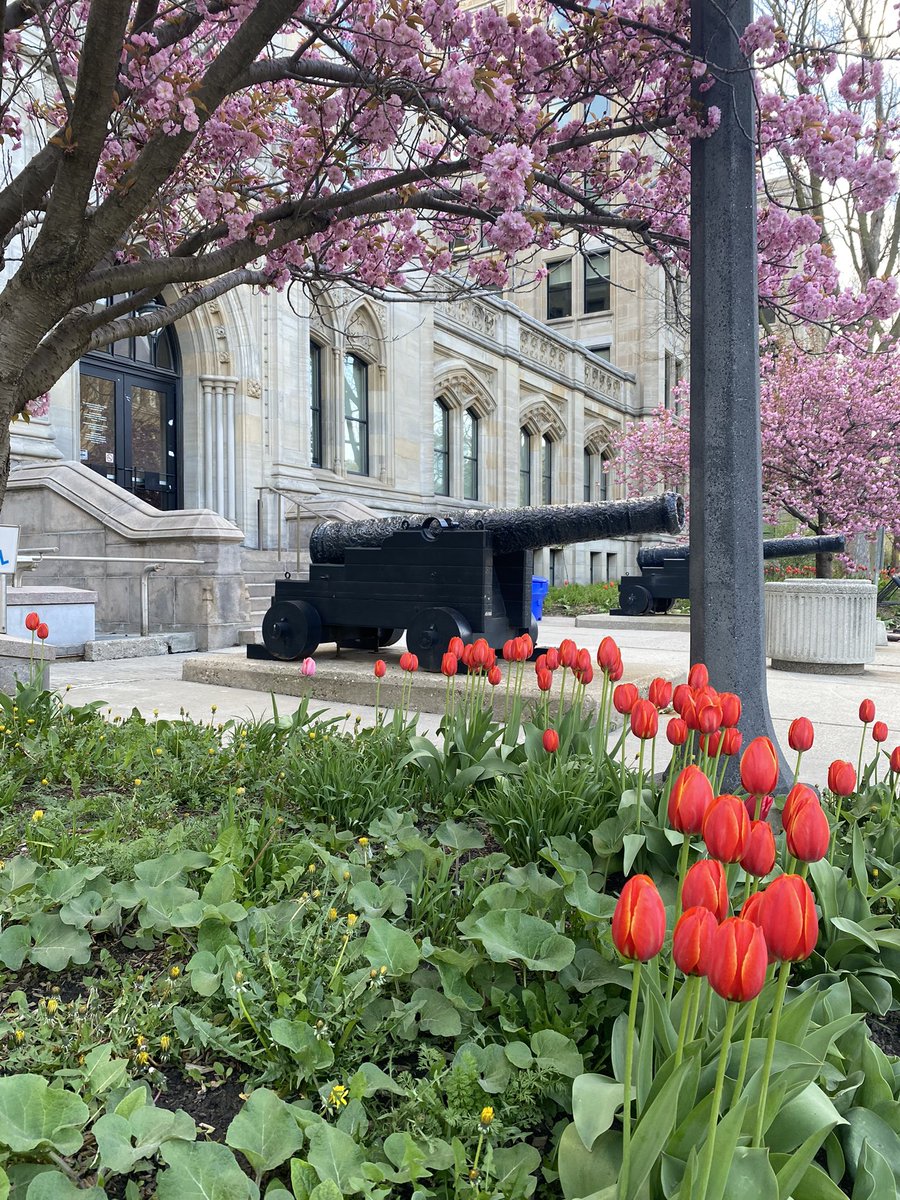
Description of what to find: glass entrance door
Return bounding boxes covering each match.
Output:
[79,367,178,509]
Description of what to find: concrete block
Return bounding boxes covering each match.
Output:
[84,636,168,661]
[875,619,888,647]
[0,634,54,692]
[765,580,877,674]
[165,632,198,653]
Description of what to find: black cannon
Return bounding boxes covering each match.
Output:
[617,533,846,616]
[254,493,684,671]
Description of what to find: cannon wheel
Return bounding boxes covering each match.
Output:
[262,600,322,661]
[406,606,472,673]
[653,598,675,614]
[619,582,652,617]
[377,628,404,647]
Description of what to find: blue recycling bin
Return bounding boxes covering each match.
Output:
[531,576,550,622]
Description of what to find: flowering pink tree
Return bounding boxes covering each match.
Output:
[0,0,896,503]
[612,340,900,573]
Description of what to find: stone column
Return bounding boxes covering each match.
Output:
[199,376,239,520]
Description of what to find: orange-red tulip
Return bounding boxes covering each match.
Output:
[784,800,830,863]
[545,647,560,671]
[719,692,742,728]
[649,677,673,710]
[782,783,818,830]
[596,636,620,672]
[743,793,773,821]
[542,728,560,753]
[859,698,875,724]
[873,721,888,743]
[520,633,534,658]
[666,717,688,746]
[559,639,577,669]
[722,727,743,757]
[668,765,714,835]
[36,623,49,640]
[682,858,729,921]
[827,759,856,797]
[502,640,515,662]
[788,717,814,753]
[608,657,624,682]
[399,651,418,672]
[441,652,458,677]
[576,647,592,674]
[700,731,722,756]
[448,636,464,659]
[672,906,718,977]
[613,683,639,715]
[611,875,666,962]
[672,683,692,715]
[740,737,779,797]
[707,917,768,1001]
[373,659,386,679]
[891,746,900,774]
[536,667,553,691]
[697,698,723,735]
[759,874,818,962]
[24,611,40,632]
[630,699,659,740]
[688,663,709,689]
[487,665,502,686]
[740,819,776,877]
[702,794,751,863]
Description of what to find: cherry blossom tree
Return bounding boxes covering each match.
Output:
[612,339,900,574]
[0,0,897,504]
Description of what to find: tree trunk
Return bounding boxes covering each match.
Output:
[815,511,833,578]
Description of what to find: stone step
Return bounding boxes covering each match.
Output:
[238,627,263,646]
[247,581,275,599]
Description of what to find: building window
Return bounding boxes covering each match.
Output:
[433,398,450,495]
[665,354,684,411]
[588,343,612,362]
[310,341,323,467]
[600,450,610,501]
[550,548,565,586]
[542,435,553,504]
[584,251,611,313]
[344,353,369,475]
[546,260,573,320]
[463,408,479,501]
[584,448,594,502]
[519,428,532,506]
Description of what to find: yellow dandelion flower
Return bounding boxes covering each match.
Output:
[211,705,218,713]
[358,837,369,847]
[14,1029,24,1043]
[31,809,44,822]
[135,1034,147,1048]
[342,870,350,881]
[27,718,34,725]
[155,747,163,756]
[307,863,317,874]
[46,998,59,1015]
[169,965,181,979]
[312,889,321,898]
[327,1084,349,1108]
[346,913,358,927]
[133,778,142,787]
[480,1106,494,1128]
[308,731,316,740]
[380,965,388,976]
[235,786,245,795]
[135,1051,149,1066]
[208,748,215,756]
[327,908,338,921]
[160,1035,172,1052]
[40,777,49,786]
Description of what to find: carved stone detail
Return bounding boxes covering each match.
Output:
[520,398,566,442]
[435,367,497,415]
[584,360,624,403]
[434,298,497,337]
[584,420,618,453]
[246,380,262,398]
[520,327,570,376]
[346,305,383,363]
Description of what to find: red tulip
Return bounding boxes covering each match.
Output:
[536,667,553,691]
[707,918,768,1002]
[682,858,729,921]
[596,636,620,672]
[681,693,699,731]
[702,794,751,863]
[36,623,49,641]
[740,819,776,877]
[399,651,418,672]
[611,875,666,962]
[374,659,387,678]
[576,647,592,674]
[700,731,722,756]
[24,612,40,632]
[608,657,624,682]
[873,721,888,743]
[441,652,458,677]
[471,639,491,671]
[542,728,560,753]
[688,663,709,689]
[668,765,714,835]
[722,727,743,757]
[520,633,534,658]
[448,636,465,659]
[759,874,818,962]
[535,653,548,672]
[649,677,673,710]
[613,683,639,715]
[743,792,773,821]
[487,665,502,686]
[891,746,900,774]
[741,890,765,925]
[788,717,814,753]
[558,639,577,669]
[827,759,856,797]
[575,662,594,685]
[782,783,818,831]
[740,737,779,797]
[461,643,474,668]
[697,698,723,736]
[630,699,659,740]
[859,698,875,724]
[672,683,692,715]
[545,647,560,671]
[666,717,688,747]
[502,640,515,662]
[719,692,742,728]
[785,800,830,863]
[672,906,718,977]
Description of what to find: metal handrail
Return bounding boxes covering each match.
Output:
[255,485,320,571]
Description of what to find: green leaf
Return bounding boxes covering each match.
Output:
[703,1098,750,1200]
[187,950,222,997]
[308,1185,343,1200]
[841,1107,900,1185]
[305,1123,365,1194]
[406,988,462,1037]
[766,1084,846,1155]
[24,1174,104,1200]
[557,1124,621,1200]
[0,1167,8,1200]
[81,1045,128,1096]
[269,1021,334,1078]
[466,909,575,972]
[722,1147,778,1200]
[490,1143,541,1191]
[0,1077,88,1155]
[775,1124,844,1200]
[531,1030,583,1078]
[852,1142,897,1200]
[361,917,420,976]
[572,1075,624,1151]
[830,918,880,952]
[94,1107,196,1174]
[564,872,618,921]
[0,925,31,970]
[26,914,91,972]
[625,1059,692,1200]
[433,821,484,851]
[622,834,646,877]
[226,1089,304,1173]
[157,1141,254,1200]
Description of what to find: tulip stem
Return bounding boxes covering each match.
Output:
[697,1001,737,1200]
[689,977,705,1042]
[674,976,699,1067]
[752,960,791,1147]
[635,740,646,835]
[618,959,642,1200]
[792,749,803,788]
[666,836,693,1002]
[731,993,759,1107]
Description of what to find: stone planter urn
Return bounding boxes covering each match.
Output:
[764,580,877,674]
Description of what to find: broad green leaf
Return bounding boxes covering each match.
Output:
[572,1075,624,1151]
[703,1098,750,1200]
[775,1123,844,1200]
[157,1141,254,1200]
[564,872,618,921]
[352,1063,407,1097]
[490,1143,541,1191]
[187,950,222,997]
[842,1107,900,1185]
[305,1123,365,1194]
[830,918,879,952]
[852,1142,897,1200]
[361,917,420,976]
[269,1021,334,1077]
[557,1124,621,1200]
[722,1147,778,1200]
[466,910,575,972]
[531,1030,583,1078]
[0,1166,8,1200]
[38,865,105,905]
[26,914,91,971]
[81,1045,128,1096]
[24,1174,104,1200]
[766,1084,846,1155]
[406,988,461,1037]
[622,834,646,877]
[226,1089,304,1173]
[433,821,484,851]
[0,1077,88,1155]
[308,1185,343,1200]
[134,851,211,886]
[94,1107,196,1175]
[0,924,31,970]
[625,1060,691,1200]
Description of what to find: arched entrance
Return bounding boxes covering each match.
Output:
[79,314,181,510]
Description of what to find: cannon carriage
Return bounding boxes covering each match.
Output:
[253,493,684,671]
[617,534,847,616]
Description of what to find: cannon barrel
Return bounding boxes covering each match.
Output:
[636,533,845,569]
[309,493,685,564]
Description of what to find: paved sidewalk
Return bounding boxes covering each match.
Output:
[55,616,899,788]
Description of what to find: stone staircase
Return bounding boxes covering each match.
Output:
[237,547,309,647]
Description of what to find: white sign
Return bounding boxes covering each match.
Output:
[0,525,20,575]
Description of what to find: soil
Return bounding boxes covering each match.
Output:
[867,1010,900,1058]
[153,1061,249,1138]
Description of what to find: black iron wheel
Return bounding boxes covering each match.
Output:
[619,582,652,617]
[261,600,322,661]
[653,598,675,614]
[377,628,404,647]
[405,606,472,672]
